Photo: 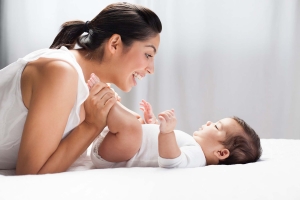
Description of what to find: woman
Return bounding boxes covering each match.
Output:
[0,2,162,175]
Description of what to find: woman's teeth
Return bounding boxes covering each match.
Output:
[134,72,143,80]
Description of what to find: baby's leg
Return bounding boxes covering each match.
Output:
[87,73,142,162]
[99,102,143,162]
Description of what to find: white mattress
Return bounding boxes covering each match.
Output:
[1,139,300,200]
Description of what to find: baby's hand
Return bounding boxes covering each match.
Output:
[158,109,176,134]
[87,73,121,101]
[140,100,157,124]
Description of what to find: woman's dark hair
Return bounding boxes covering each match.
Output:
[218,116,262,165]
[50,2,162,59]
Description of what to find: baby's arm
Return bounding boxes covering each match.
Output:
[139,101,181,159]
[157,109,181,159]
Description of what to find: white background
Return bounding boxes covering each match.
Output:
[1,0,299,139]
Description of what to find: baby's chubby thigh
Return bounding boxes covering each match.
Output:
[98,105,143,163]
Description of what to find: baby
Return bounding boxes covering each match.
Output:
[87,74,262,168]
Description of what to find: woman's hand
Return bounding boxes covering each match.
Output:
[84,73,117,131]
[158,109,176,134]
[140,99,157,124]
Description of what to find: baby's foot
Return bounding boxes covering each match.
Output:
[87,73,121,101]
[87,73,100,90]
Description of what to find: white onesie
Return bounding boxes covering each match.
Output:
[91,124,206,168]
[0,46,89,169]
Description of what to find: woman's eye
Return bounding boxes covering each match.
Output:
[145,54,153,59]
[215,125,219,130]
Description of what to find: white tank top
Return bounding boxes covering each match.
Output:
[0,46,89,169]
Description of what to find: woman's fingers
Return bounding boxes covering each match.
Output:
[87,73,117,108]
[84,84,117,129]
[108,87,121,102]
[89,82,109,96]
[101,89,116,106]
[92,87,115,105]
[101,94,117,114]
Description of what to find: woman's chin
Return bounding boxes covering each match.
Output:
[123,87,132,92]
[117,84,132,92]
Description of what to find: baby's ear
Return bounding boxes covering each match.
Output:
[214,149,230,160]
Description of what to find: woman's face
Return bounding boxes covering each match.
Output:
[113,34,160,92]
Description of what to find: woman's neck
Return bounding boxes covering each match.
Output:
[70,49,112,83]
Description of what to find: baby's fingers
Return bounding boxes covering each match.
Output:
[139,100,149,111]
[141,100,149,107]
[158,115,166,123]
[159,110,174,118]
[140,107,146,112]
[167,109,175,117]
[139,100,147,107]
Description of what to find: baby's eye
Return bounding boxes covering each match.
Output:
[215,125,219,130]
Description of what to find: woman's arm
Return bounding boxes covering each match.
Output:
[16,60,115,175]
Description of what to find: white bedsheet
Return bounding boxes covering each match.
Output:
[1,139,300,200]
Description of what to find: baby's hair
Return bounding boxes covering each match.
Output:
[218,116,262,165]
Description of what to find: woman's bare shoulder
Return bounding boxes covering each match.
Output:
[25,57,77,77]
[21,57,79,109]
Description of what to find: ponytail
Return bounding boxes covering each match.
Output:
[50,21,86,49]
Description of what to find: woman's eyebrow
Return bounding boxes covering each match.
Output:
[145,45,156,53]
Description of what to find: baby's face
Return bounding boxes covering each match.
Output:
[193,118,242,145]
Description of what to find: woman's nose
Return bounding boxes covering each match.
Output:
[146,63,154,74]
[206,121,212,126]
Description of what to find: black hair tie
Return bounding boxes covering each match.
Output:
[84,21,90,33]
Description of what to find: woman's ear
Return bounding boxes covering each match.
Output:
[214,149,230,160]
[107,34,122,54]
